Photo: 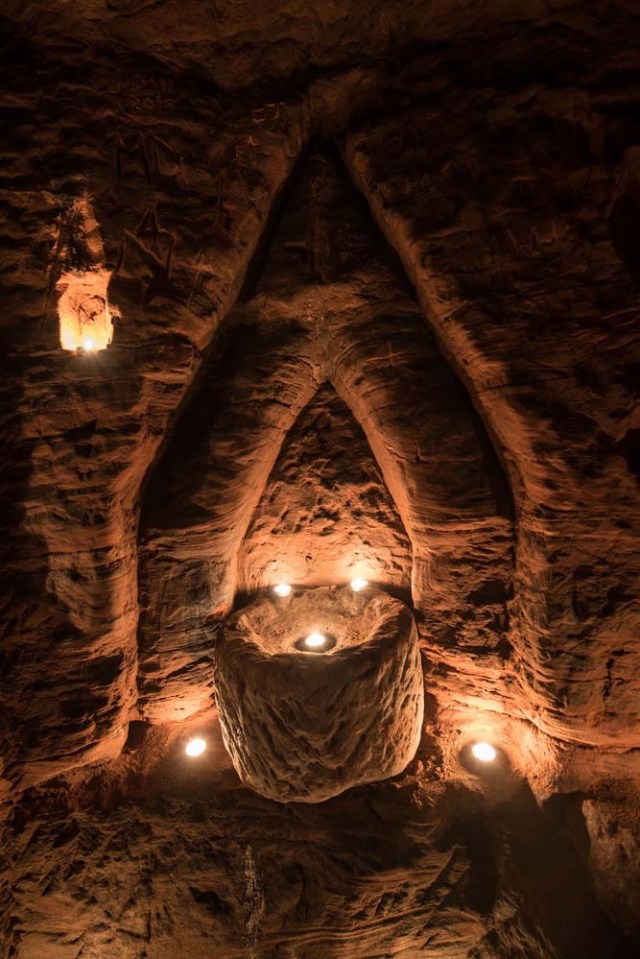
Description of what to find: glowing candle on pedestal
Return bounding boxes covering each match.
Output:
[304,632,326,649]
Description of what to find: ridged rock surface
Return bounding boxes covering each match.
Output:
[215,586,424,802]
[2,2,640,957]
[3,751,636,959]
[138,150,513,724]
[238,385,413,593]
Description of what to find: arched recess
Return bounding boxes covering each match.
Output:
[137,146,515,723]
[237,382,413,593]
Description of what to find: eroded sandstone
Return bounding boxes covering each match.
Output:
[2,3,640,956]
[215,586,424,802]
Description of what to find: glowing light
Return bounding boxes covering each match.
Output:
[304,632,326,649]
[273,583,292,597]
[56,198,115,353]
[350,577,368,592]
[57,267,115,352]
[471,741,496,763]
[185,737,207,757]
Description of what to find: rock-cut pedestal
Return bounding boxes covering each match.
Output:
[214,585,424,802]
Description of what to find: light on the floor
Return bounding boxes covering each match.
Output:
[82,337,95,352]
[273,583,292,597]
[185,737,207,757]
[471,741,496,763]
[350,577,368,592]
[304,632,326,649]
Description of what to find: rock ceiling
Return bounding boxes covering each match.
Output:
[2,1,640,956]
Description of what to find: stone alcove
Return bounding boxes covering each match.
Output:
[237,383,412,595]
[137,148,514,757]
[5,11,640,951]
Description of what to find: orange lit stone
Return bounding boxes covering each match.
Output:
[215,585,423,802]
[57,267,114,353]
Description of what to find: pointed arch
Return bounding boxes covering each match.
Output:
[138,300,513,722]
[236,382,413,593]
[137,144,515,725]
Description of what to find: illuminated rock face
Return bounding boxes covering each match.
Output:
[138,152,510,726]
[215,586,424,802]
[237,385,412,593]
[3,5,640,956]
[57,267,114,352]
[55,197,115,352]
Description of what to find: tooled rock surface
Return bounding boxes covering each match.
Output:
[237,385,413,593]
[341,30,640,749]
[2,2,640,956]
[0,39,308,792]
[138,149,513,724]
[215,586,424,802]
[1,735,637,959]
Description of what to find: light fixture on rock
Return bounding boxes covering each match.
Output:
[294,630,336,653]
[273,583,292,597]
[350,577,368,592]
[304,631,326,648]
[185,736,207,757]
[471,741,497,763]
[55,197,115,353]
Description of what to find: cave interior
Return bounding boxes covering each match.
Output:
[2,2,640,957]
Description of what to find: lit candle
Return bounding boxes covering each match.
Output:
[350,577,368,592]
[471,741,496,762]
[185,737,207,757]
[304,632,326,649]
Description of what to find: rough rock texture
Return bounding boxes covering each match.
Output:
[1,733,636,959]
[138,150,513,723]
[582,791,640,940]
[2,1,640,956]
[341,47,640,748]
[1,37,308,789]
[3,775,636,959]
[215,586,424,802]
[238,385,413,592]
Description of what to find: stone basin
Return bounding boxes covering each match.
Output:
[214,585,424,802]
